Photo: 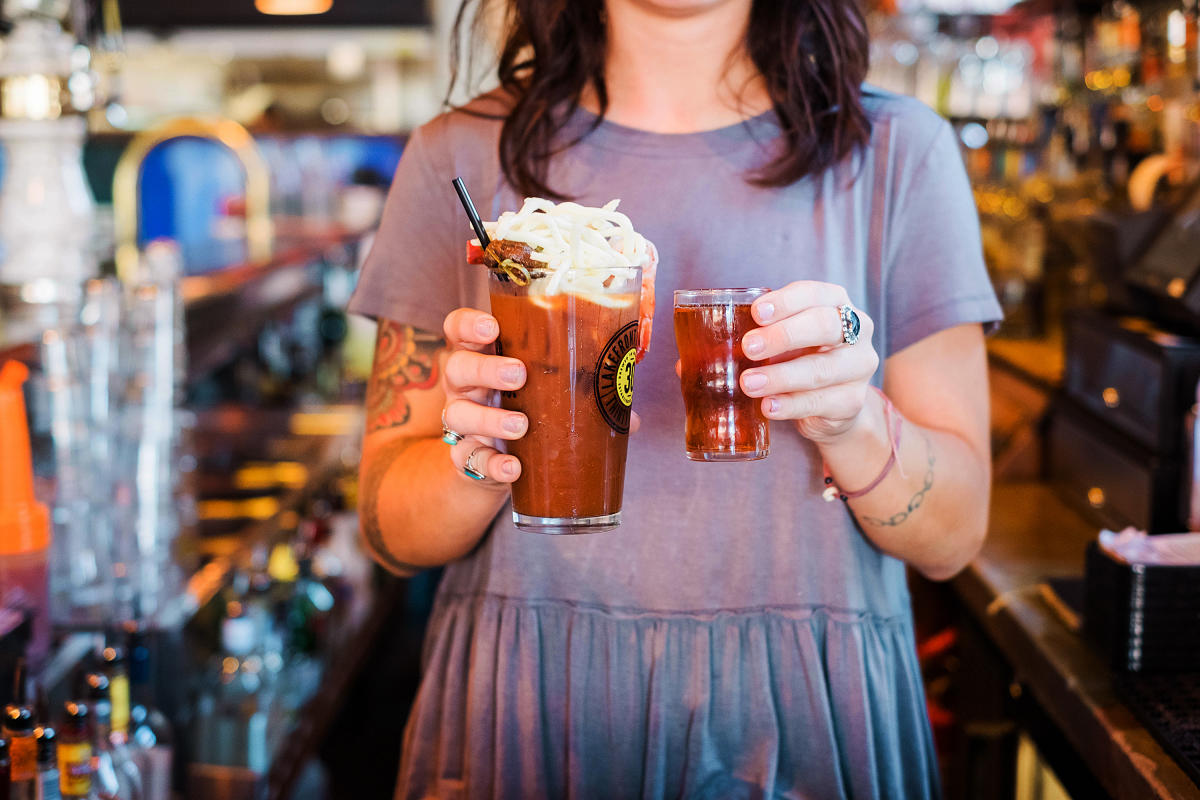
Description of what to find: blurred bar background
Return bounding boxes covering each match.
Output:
[3,0,1200,798]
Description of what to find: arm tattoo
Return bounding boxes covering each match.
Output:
[360,437,426,575]
[860,434,936,528]
[366,321,444,434]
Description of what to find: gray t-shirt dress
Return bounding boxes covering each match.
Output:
[349,86,1003,800]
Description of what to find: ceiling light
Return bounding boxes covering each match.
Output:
[255,0,332,16]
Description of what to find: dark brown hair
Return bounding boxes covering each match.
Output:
[452,0,872,199]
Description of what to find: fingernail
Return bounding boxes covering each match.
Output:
[502,414,526,434]
[743,334,764,356]
[500,364,524,385]
[476,317,498,337]
[502,459,519,478]
[742,371,767,392]
[756,301,775,322]
[765,397,780,415]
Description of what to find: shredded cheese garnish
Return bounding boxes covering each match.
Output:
[477,198,652,297]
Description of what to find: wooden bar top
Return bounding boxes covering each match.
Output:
[955,483,1200,799]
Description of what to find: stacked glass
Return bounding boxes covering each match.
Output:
[4,243,190,629]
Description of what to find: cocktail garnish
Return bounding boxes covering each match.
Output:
[497,259,532,286]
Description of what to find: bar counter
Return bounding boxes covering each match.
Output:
[959,482,1200,799]
[180,220,367,379]
[0,221,383,795]
[0,219,367,357]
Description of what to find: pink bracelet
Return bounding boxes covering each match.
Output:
[822,387,903,503]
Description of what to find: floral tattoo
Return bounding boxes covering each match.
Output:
[366,321,444,434]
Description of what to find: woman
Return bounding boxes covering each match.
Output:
[350,0,1001,796]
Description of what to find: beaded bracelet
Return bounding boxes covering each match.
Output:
[822,387,903,503]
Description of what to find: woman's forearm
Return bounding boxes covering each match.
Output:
[817,390,991,580]
[358,435,509,575]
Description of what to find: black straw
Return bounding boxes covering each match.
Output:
[452,177,491,248]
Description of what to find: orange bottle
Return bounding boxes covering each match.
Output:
[0,361,51,665]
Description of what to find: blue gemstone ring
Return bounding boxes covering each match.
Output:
[463,446,488,481]
[441,407,464,446]
[838,304,861,346]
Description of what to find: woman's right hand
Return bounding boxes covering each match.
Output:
[441,307,528,485]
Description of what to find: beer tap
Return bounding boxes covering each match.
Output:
[0,0,97,287]
[112,115,273,283]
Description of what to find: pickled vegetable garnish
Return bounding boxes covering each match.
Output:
[497,258,532,286]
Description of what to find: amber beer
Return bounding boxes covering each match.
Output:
[674,288,770,461]
[488,267,642,533]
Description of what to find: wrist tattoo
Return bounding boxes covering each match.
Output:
[360,437,425,575]
[366,321,444,434]
[860,434,935,528]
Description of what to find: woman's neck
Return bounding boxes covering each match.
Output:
[586,0,771,134]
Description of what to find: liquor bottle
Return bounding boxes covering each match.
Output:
[125,632,171,800]
[81,676,140,800]
[35,727,60,800]
[192,616,271,773]
[280,551,335,712]
[278,540,334,660]
[55,705,92,800]
[96,649,129,749]
[2,735,11,800]
[2,706,35,800]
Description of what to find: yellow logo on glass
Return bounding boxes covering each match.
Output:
[616,348,636,407]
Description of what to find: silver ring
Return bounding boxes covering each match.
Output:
[441,407,464,446]
[838,304,861,345]
[463,445,488,481]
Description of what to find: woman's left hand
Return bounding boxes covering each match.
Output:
[738,281,880,444]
